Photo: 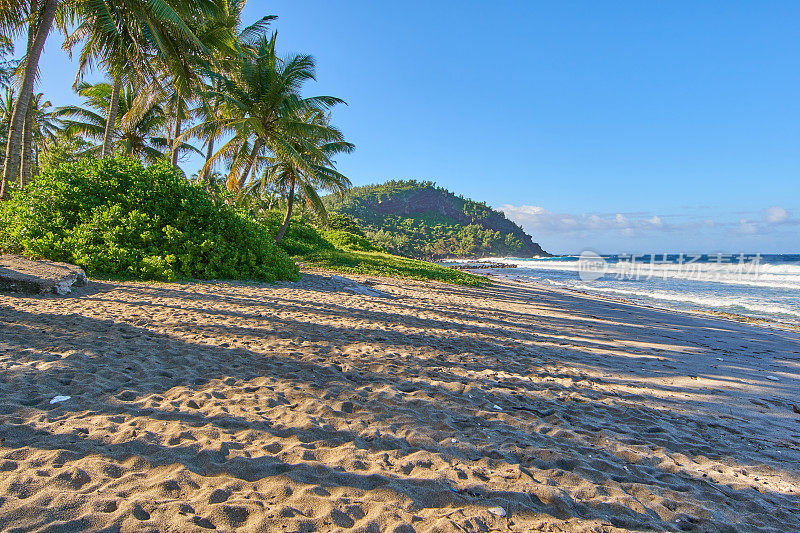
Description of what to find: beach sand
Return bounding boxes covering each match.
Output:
[0,269,798,532]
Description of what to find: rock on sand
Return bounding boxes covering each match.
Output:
[0,254,87,295]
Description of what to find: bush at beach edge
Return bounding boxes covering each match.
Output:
[0,157,299,283]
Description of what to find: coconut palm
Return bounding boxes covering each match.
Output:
[191,4,276,181]
[163,0,267,167]
[62,0,220,158]
[260,109,353,244]
[186,34,345,193]
[0,88,13,163]
[2,0,221,194]
[1,0,58,197]
[0,0,29,34]
[19,92,60,184]
[1,89,60,185]
[0,36,16,89]
[55,81,199,164]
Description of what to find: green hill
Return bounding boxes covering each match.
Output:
[323,180,549,259]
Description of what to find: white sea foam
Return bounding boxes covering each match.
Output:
[493,255,800,324]
[489,258,800,290]
[569,284,800,318]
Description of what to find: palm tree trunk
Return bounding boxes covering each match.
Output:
[1,0,58,198]
[202,87,220,183]
[19,11,36,187]
[20,92,33,187]
[236,139,262,191]
[166,128,173,159]
[202,137,215,183]
[170,100,182,166]
[200,80,221,183]
[275,176,296,244]
[101,74,122,158]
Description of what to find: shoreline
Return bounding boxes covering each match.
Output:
[494,272,800,335]
[1,269,799,531]
[461,264,800,335]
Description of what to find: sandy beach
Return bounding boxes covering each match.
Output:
[0,269,798,532]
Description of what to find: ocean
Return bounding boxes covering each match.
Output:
[458,254,800,327]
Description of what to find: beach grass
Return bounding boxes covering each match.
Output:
[295,248,490,286]
[259,211,490,286]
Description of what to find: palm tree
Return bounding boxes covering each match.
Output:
[19,92,60,184]
[0,89,60,185]
[0,88,13,163]
[262,109,353,244]
[159,0,263,167]
[191,2,275,180]
[1,0,58,197]
[186,34,345,193]
[2,0,221,195]
[0,0,29,33]
[55,81,199,164]
[62,0,219,158]
[0,36,16,89]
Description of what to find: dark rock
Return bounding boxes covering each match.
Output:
[0,255,87,295]
[449,261,519,270]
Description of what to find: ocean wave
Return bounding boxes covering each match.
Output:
[491,258,800,290]
[556,283,800,319]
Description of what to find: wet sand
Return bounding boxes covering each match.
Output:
[0,269,798,532]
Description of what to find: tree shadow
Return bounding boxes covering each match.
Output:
[0,276,799,531]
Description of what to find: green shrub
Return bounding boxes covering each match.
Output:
[301,249,489,286]
[258,211,335,256]
[0,157,299,282]
[38,135,92,174]
[257,212,380,253]
[252,209,484,286]
[322,229,383,252]
[325,213,366,237]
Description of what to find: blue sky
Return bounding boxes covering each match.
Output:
[16,1,800,254]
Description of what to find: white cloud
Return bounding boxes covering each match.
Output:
[500,205,673,235]
[499,204,798,253]
[738,218,758,235]
[507,205,546,216]
[764,206,789,224]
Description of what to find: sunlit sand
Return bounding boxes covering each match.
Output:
[1,271,798,531]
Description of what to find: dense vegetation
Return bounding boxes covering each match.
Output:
[0,158,298,281]
[259,213,488,286]
[0,158,487,286]
[0,3,489,287]
[323,180,548,259]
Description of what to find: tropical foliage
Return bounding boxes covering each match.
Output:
[1,88,60,184]
[258,212,487,286]
[0,37,15,88]
[54,81,197,164]
[0,157,298,281]
[0,1,494,286]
